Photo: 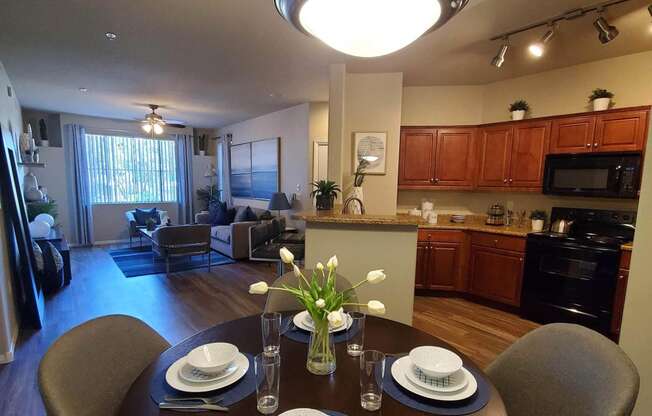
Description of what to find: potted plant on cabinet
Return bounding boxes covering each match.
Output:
[589,88,614,111]
[509,100,530,120]
[530,210,547,232]
[310,180,341,211]
[196,134,207,156]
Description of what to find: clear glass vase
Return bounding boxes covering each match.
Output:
[306,318,336,375]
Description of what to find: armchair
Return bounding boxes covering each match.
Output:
[125,209,167,246]
[151,225,211,275]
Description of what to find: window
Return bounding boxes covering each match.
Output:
[85,134,177,204]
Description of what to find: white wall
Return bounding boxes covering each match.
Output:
[192,154,217,213]
[0,60,23,362]
[219,103,320,228]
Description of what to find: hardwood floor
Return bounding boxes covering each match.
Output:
[0,245,538,415]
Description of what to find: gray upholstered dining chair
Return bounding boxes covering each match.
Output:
[265,270,359,313]
[38,315,170,416]
[486,323,639,416]
[151,224,212,275]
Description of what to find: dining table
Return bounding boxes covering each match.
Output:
[119,314,507,415]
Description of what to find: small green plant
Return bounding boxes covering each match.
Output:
[353,159,369,187]
[27,200,58,222]
[310,180,341,199]
[529,210,547,221]
[509,100,530,112]
[588,88,614,102]
[145,217,157,230]
[195,134,208,152]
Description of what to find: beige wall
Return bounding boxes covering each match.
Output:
[398,50,652,215]
[621,115,652,416]
[0,60,22,362]
[308,102,329,188]
[342,72,403,215]
[219,103,323,228]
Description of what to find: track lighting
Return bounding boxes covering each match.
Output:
[528,27,554,58]
[593,16,619,44]
[491,39,509,68]
[648,4,652,17]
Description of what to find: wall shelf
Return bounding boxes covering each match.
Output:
[18,162,46,168]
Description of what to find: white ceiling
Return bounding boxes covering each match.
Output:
[1,0,651,128]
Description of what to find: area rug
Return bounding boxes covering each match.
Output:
[109,245,235,278]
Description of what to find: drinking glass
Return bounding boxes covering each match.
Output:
[347,312,366,357]
[261,312,281,356]
[359,350,386,411]
[254,353,280,414]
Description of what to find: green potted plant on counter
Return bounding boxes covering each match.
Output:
[589,88,614,111]
[530,210,547,232]
[509,99,530,120]
[310,180,341,211]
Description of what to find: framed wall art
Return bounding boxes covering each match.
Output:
[353,131,386,175]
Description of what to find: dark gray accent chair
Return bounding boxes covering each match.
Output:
[125,209,162,246]
[195,205,271,259]
[487,323,639,416]
[38,315,169,416]
[151,224,211,275]
[265,271,358,313]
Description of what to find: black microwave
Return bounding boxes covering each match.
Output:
[543,152,642,198]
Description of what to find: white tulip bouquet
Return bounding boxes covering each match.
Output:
[249,247,387,375]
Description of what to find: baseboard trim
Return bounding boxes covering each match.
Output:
[93,239,132,246]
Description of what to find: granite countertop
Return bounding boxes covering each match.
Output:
[414,214,532,237]
[293,210,422,226]
[621,242,633,252]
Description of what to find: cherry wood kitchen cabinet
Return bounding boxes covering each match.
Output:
[399,127,476,190]
[477,121,550,191]
[415,230,466,291]
[468,233,525,307]
[549,107,649,154]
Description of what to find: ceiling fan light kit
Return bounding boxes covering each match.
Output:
[274,0,468,57]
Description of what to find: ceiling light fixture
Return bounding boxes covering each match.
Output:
[141,104,166,136]
[649,4,652,17]
[105,32,118,40]
[528,26,555,58]
[491,38,510,68]
[274,0,469,57]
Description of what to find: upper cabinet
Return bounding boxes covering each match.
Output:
[550,108,648,154]
[399,127,476,190]
[477,126,512,188]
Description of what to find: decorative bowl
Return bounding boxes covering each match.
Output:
[409,346,463,379]
[186,343,239,374]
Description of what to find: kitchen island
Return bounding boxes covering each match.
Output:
[294,210,421,325]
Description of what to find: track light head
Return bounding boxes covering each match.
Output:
[528,27,554,58]
[594,16,619,44]
[491,42,509,68]
[648,4,652,17]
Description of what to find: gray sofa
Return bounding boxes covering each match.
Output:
[195,206,271,259]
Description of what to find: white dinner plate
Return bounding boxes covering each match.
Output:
[178,360,238,384]
[279,409,328,416]
[405,363,468,393]
[391,356,477,401]
[165,352,249,393]
[292,310,352,333]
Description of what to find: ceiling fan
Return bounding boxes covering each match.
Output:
[139,104,186,135]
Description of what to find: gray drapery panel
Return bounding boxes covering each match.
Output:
[174,134,194,224]
[64,124,94,246]
[220,134,232,205]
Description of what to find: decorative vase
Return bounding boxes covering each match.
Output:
[532,219,545,232]
[346,186,364,214]
[315,194,334,211]
[199,150,206,156]
[593,98,611,111]
[511,110,526,120]
[306,318,336,375]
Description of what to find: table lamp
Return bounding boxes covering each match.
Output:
[268,192,291,218]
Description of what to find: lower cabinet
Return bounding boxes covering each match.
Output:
[415,230,525,307]
[416,230,465,291]
[468,245,524,306]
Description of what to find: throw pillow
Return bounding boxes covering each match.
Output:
[210,202,236,226]
[32,241,44,273]
[42,242,64,294]
[234,206,258,222]
[134,208,160,226]
[208,201,225,224]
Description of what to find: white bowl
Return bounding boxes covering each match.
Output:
[409,346,463,379]
[186,343,239,373]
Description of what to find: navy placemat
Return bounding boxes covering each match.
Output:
[323,411,347,416]
[382,356,490,415]
[150,353,256,407]
[281,316,356,344]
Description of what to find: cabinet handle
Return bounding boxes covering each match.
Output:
[434,178,439,183]
[503,178,508,183]
[520,258,524,262]
[593,142,599,148]
[430,178,434,183]
[509,178,513,183]
[493,239,498,245]
[586,143,592,148]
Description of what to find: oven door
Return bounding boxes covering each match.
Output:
[543,153,640,198]
[521,239,620,334]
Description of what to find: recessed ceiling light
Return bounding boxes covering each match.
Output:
[79,87,88,93]
[105,32,118,40]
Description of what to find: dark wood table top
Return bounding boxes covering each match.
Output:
[119,315,506,415]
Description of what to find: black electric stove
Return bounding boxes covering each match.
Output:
[521,208,636,337]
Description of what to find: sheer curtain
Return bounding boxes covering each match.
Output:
[174,134,194,224]
[64,124,94,246]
